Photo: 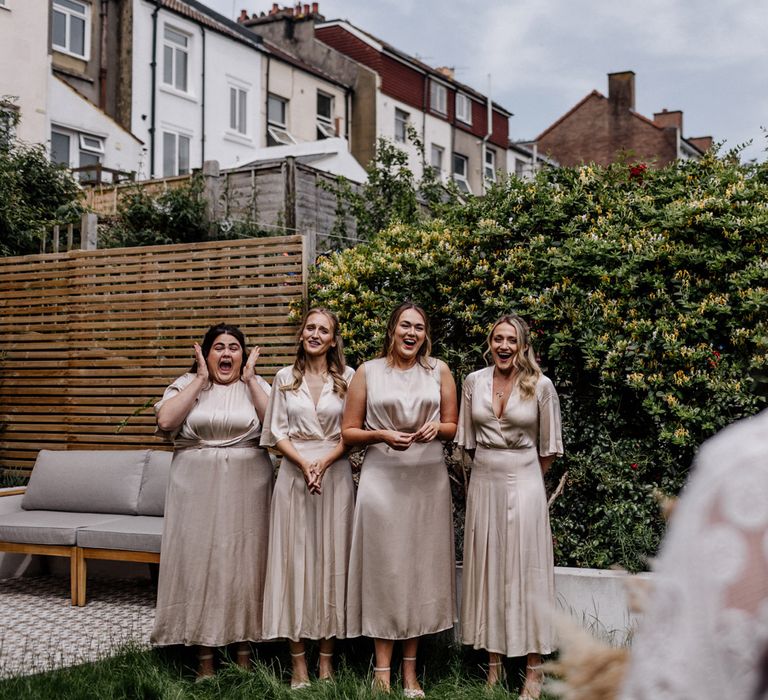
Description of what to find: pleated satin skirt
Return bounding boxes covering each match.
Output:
[262,439,354,641]
[347,441,457,639]
[460,445,555,657]
[151,446,274,647]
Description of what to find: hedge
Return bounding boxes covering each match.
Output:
[308,151,768,571]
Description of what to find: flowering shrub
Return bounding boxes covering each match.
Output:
[309,152,768,570]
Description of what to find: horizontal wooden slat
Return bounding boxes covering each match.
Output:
[0,236,306,472]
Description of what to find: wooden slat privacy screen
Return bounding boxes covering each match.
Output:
[0,236,306,473]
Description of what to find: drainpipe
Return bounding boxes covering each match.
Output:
[201,26,206,164]
[421,76,428,174]
[344,86,350,141]
[150,0,160,178]
[99,0,108,110]
[481,74,493,195]
[264,54,271,145]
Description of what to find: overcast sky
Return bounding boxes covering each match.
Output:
[202,0,767,163]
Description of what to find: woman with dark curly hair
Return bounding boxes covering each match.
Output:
[343,302,458,698]
[458,313,562,698]
[151,323,272,679]
[260,308,355,688]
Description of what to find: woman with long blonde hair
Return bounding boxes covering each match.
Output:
[458,313,563,698]
[260,308,355,688]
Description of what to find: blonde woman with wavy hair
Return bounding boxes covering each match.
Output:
[260,308,355,688]
[458,313,563,698]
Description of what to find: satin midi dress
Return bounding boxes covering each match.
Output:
[346,357,457,640]
[151,373,274,647]
[457,367,563,657]
[260,365,356,641]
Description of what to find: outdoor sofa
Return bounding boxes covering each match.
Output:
[0,449,171,606]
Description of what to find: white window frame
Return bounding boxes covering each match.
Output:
[162,25,190,93]
[484,147,497,182]
[50,126,105,181]
[267,94,296,146]
[162,129,191,177]
[52,0,90,60]
[430,81,447,115]
[0,101,18,149]
[316,91,336,139]
[229,85,248,135]
[394,107,409,143]
[452,152,471,193]
[456,93,473,125]
[430,144,444,177]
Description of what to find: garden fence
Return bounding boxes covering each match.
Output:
[0,236,306,474]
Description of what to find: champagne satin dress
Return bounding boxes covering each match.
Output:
[151,373,274,647]
[346,357,457,639]
[260,365,356,641]
[458,367,563,657]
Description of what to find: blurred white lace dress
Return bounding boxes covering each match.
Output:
[620,408,768,700]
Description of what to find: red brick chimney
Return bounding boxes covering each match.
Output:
[654,109,683,133]
[607,71,635,112]
[688,136,713,153]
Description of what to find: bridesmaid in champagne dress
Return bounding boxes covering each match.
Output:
[343,302,458,698]
[260,308,355,689]
[458,313,562,698]
[152,323,273,679]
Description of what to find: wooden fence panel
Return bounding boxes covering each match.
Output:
[0,236,306,474]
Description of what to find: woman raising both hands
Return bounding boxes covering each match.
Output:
[152,324,273,679]
[343,302,458,698]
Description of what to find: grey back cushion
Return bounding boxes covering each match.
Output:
[137,450,173,516]
[22,450,150,515]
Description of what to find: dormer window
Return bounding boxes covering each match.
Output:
[456,93,473,125]
[52,0,90,60]
[430,81,447,116]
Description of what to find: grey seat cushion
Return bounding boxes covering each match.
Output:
[137,451,172,517]
[0,511,122,546]
[22,450,149,515]
[76,516,163,553]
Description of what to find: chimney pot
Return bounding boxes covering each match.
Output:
[311,2,319,13]
[607,71,635,112]
[303,3,310,15]
[271,3,279,13]
[653,109,684,132]
[238,9,248,22]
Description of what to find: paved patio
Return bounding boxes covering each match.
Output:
[0,576,155,679]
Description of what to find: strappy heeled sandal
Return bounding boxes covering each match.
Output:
[289,650,311,690]
[402,656,425,699]
[486,659,506,687]
[195,652,215,682]
[235,643,251,670]
[318,650,334,681]
[372,665,391,694]
[520,663,544,700]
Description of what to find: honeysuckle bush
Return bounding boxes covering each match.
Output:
[309,151,768,571]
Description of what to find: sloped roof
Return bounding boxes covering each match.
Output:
[318,19,512,117]
[158,0,263,48]
[536,88,705,154]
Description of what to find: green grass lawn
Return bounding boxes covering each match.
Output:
[0,635,554,699]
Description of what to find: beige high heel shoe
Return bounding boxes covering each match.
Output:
[402,656,425,699]
[486,659,506,687]
[289,650,311,690]
[372,665,391,694]
[520,663,544,700]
